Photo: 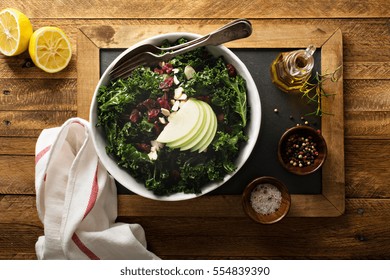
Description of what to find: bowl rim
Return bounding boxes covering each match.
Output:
[89,32,262,201]
[277,125,327,175]
[242,176,291,224]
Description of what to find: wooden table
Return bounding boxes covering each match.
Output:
[1,0,390,259]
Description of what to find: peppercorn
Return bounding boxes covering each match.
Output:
[284,133,319,168]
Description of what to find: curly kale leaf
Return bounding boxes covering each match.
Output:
[212,131,248,173]
[219,68,248,128]
[97,67,164,117]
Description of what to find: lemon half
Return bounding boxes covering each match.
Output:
[29,26,72,73]
[0,8,33,56]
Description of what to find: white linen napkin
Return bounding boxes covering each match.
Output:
[35,117,160,260]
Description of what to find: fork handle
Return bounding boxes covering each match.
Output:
[162,20,252,60]
[161,18,251,51]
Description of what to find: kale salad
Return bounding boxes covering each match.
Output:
[96,38,249,196]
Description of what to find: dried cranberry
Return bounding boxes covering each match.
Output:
[135,143,151,153]
[129,109,141,123]
[154,68,164,75]
[217,113,225,122]
[142,98,158,110]
[153,121,162,135]
[170,169,181,183]
[196,95,210,103]
[147,108,160,122]
[226,63,236,77]
[159,76,174,90]
[162,63,173,74]
[157,95,170,110]
[136,102,146,112]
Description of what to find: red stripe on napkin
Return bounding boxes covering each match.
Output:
[71,120,85,127]
[72,233,100,260]
[35,145,51,164]
[83,165,99,220]
[72,165,100,259]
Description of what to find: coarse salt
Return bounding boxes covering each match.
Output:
[250,183,282,215]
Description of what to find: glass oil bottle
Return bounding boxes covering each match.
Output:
[270,45,316,93]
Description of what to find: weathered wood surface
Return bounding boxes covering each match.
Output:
[1,196,390,259]
[4,0,390,19]
[1,0,390,259]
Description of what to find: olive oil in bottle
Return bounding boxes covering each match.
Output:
[270,45,316,93]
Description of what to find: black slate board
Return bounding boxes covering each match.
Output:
[100,48,322,195]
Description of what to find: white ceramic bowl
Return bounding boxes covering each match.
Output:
[90,32,261,201]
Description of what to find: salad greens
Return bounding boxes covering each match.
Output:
[96,38,249,196]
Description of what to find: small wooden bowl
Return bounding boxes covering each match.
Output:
[278,126,327,176]
[242,176,291,224]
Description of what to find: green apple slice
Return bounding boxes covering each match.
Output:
[190,101,218,153]
[198,109,217,152]
[179,100,212,151]
[167,99,204,148]
[156,98,201,143]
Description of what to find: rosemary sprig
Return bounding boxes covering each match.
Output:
[299,65,342,116]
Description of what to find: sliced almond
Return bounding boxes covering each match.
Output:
[150,140,164,151]
[174,87,184,99]
[173,75,180,85]
[158,117,167,124]
[171,100,180,111]
[184,65,196,79]
[161,108,170,116]
[178,93,188,101]
[147,150,158,160]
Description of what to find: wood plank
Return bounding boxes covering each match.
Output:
[0,156,35,194]
[5,0,389,19]
[344,80,390,112]
[0,79,77,111]
[0,111,76,137]
[79,23,335,49]
[115,195,342,217]
[0,195,40,224]
[345,139,390,198]
[0,224,42,260]
[1,196,390,259]
[0,52,77,79]
[0,137,36,156]
[344,62,390,80]
[345,111,390,139]
[320,28,345,214]
[77,29,100,120]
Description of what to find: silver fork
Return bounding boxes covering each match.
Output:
[110,18,251,76]
[109,19,252,80]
